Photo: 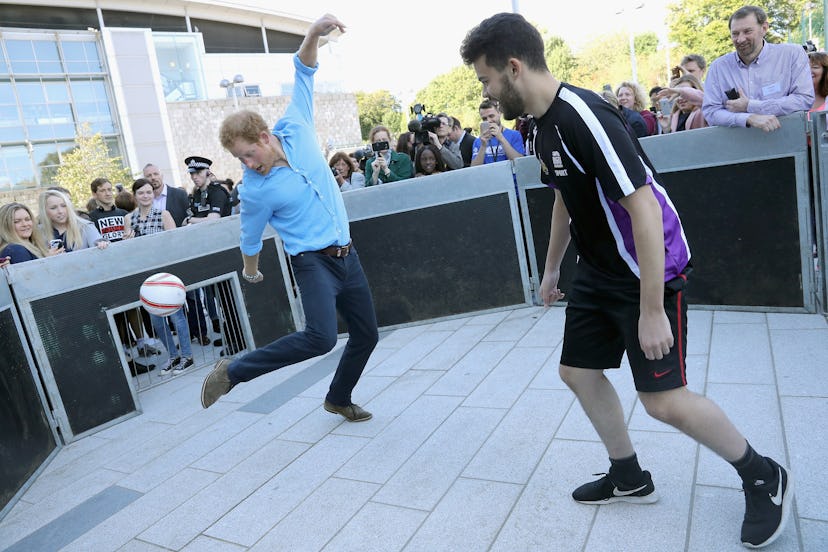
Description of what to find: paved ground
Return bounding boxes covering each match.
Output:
[1,306,826,552]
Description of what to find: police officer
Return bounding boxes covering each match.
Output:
[184,156,231,224]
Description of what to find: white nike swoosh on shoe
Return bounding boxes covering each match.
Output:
[770,468,783,506]
[612,484,647,497]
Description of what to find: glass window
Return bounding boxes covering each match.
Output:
[6,40,37,74]
[44,81,69,103]
[0,44,8,75]
[0,145,36,189]
[153,34,205,101]
[0,82,23,143]
[33,41,62,73]
[61,40,103,73]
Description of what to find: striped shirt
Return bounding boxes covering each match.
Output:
[532,83,691,285]
[129,208,165,237]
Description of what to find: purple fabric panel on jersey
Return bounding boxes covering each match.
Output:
[603,176,690,282]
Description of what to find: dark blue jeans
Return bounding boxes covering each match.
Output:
[228,246,379,406]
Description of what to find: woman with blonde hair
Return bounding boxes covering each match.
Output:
[656,74,707,133]
[37,189,109,252]
[616,81,657,136]
[0,202,55,264]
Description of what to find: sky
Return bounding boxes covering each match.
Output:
[221,0,673,103]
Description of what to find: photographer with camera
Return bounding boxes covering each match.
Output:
[470,100,525,166]
[364,125,413,186]
[329,151,365,191]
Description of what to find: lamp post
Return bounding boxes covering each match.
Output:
[616,3,645,83]
[219,74,245,109]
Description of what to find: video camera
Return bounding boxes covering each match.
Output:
[804,40,817,53]
[408,104,442,146]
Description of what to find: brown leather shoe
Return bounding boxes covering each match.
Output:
[201,359,234,408]
[323,400,372,422]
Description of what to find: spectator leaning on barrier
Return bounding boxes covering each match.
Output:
[0,202,53,264]
[364,125,413,185]
[87,177,128,242]
[470,99,526,165]
[702,5,814,132]
[414,143,446,177]
[38,189,108,253]
[808,51,828,111]
[142,163,190,227]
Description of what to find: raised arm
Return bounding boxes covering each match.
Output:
[297,14,345,69]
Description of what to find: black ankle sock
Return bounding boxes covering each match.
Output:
[731,442,773,483]
[608,453,644,487]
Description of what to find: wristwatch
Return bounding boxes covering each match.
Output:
[242,270,261,282]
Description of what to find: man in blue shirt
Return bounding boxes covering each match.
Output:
[201,14,378,422]
[470,99,526,165]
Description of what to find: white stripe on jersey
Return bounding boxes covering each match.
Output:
[594,179,641,278]
[555,127,585,173]
[558,87,636,196]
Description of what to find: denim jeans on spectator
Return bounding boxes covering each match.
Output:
[228,247,378,406]
[150,307,192,359]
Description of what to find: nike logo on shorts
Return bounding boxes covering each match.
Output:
[653,369,672,378]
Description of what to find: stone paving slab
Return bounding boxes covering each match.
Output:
[0,306,825,552]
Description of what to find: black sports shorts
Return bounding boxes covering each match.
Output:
[560,264,689,393]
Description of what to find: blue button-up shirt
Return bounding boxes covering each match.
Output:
[702,41,813,127]
[238,54,350,256]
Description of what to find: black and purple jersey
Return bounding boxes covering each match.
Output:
[532,83,691,285]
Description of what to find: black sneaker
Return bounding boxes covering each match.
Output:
[741,458,793,548]
[160,357,180,375]
[572,470,658,505]
[172,357,194,374]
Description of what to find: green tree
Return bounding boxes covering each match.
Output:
[668,0,803,63]
[54,123,132,207]
[355,90,405,140]
[414,65,483,129]
[570,32,667,91]
[545,35,577,82]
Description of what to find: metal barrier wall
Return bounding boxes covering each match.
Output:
[0,272,60,520]
[516,113,817,312]
[342,161,532,327]
[809,110,828,312]
[3,219,298,443]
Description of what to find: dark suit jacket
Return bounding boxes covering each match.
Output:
[164,185,190,227]
[459,132,475,167]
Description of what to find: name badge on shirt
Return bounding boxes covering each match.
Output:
[762,81,782,97]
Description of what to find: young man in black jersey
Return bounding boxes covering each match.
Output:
[461,13,792,549]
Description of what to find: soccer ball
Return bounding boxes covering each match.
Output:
[139,273,186,316]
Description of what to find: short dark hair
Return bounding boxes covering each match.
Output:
[479,99,499,112]
[451,116,462,130]
[461,13,548,71]
[729,5,767,29]
[132,178,152,195]
[648,86,663,96]
[680,54,707,70]
[90,177,111,194]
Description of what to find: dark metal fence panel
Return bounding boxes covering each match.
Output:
[0,276,59,521]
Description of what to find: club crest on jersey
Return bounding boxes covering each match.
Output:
[551,150,568,177]
[552,151,564,168]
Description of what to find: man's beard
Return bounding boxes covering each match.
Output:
[498,74,525,120]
